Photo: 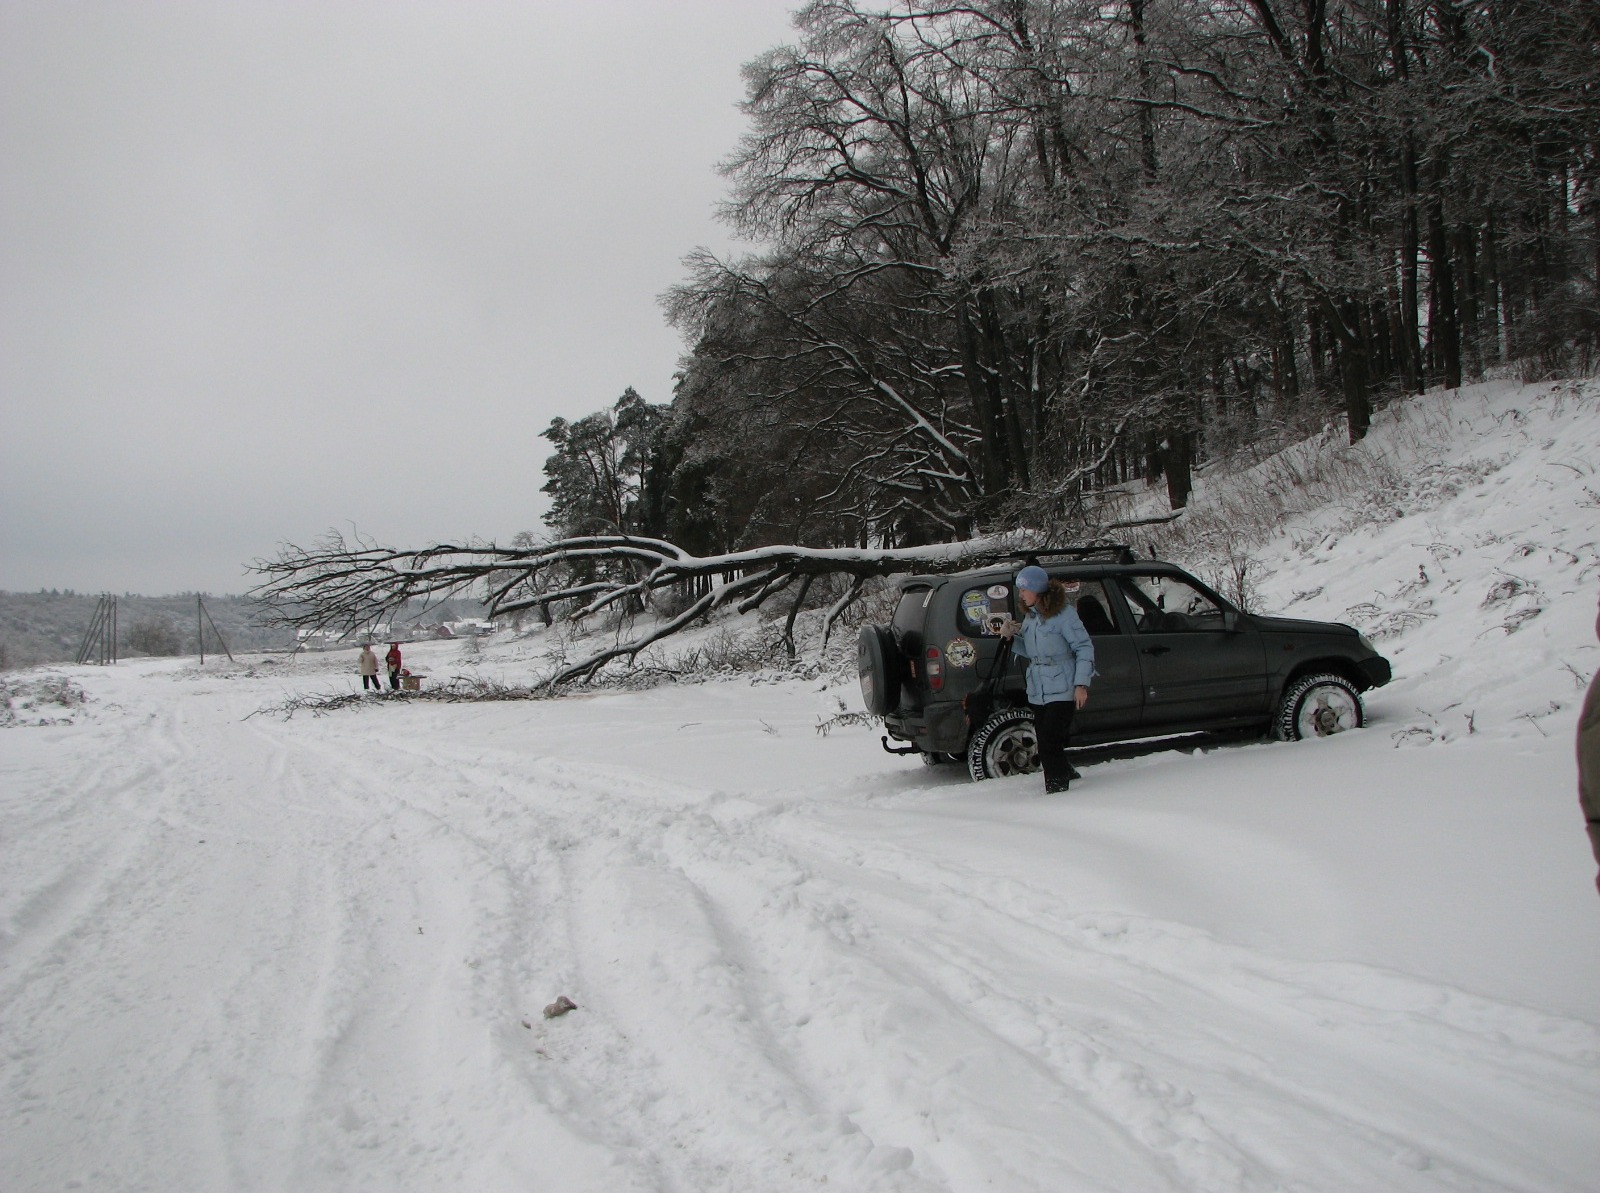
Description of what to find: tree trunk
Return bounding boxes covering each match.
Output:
[1130,0,1158,183]
[1427,193,1462,389]
[956,290,1009,494]
[1161,428,1193,510]
[1335,298,1373,442]
[1399,151,1423,392]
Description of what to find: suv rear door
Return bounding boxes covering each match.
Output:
[890,584,933,710]
[1110,570,1268,729]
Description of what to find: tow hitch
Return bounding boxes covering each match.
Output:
[880,735,920,756]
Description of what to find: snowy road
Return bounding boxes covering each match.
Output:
[4,652,1598,1193]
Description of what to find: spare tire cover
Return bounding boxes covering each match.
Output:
[857,624,901,716]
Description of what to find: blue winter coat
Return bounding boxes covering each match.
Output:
[1014,604,1095,704]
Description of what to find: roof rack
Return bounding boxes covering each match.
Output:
[994,544,1137,566]
[902,543,1141,583]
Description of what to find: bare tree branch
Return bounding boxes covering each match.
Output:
[249,530,1035,687]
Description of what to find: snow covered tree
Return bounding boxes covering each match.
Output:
[663,0,1597,530]
[540,387,668,538]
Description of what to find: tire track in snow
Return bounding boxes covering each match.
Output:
[195,728,398,1193]
[2,694,323,1191]
[367,725,1599,1193]
[0,697,196,1006]
[2,683,525,1192]
[323,726,946,1191]
[747,808,1600,1193]
[318,727,833,1190]
[643,792,1221,1193]
[259,720,657,1192]
[350,737,1189,1191]
[556,810,941,1190]
[381,743,1255,1191]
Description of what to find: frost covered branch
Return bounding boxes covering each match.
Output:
[249,530,1029,686]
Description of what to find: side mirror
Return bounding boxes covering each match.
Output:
[1222,610,1241,632]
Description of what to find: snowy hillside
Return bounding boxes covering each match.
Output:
[3,378,1598,1193]
[1144,376,1600,752]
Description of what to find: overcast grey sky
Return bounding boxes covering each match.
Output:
[1,0,798,595]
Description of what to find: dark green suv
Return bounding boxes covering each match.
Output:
[858,547,1393,781]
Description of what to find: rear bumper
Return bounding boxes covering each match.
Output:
[884,699,970,754]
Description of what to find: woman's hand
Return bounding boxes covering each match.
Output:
[997,617,1020,639]
[1074,685,1089,710]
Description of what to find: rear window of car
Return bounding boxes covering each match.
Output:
[893,588,933,635]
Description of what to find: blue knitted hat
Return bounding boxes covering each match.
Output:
[1015,565,1049,593]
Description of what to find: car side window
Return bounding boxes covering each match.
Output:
[1119,574,1227,633]
[958,583,1014,636]
[1061,578,1120,635]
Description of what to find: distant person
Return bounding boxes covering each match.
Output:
[1000,565,1094,793]
[358,643,381,692]
[1579,593,1600,896]
[386,642,403,691]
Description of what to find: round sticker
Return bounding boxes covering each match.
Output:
[945,638,977,668]
[987,584,1009,599]
[1062,579,1081,593]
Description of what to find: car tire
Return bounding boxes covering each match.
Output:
[857,625,902,716]
[967,706,1039,781]
[920,750,960,766]
[1273,672,1363,741]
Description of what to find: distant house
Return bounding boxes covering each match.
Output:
[294,627,355,650]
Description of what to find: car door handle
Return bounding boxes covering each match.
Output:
[1142,645,1171,656]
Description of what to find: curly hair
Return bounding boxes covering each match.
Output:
[1033,580,1069,618]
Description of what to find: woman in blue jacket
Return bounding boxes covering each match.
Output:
[1002,565,1095,793]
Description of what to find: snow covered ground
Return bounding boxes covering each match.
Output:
[4,378,1600,1192]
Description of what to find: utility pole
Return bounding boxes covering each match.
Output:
[196,595,235,664]
[75,595,118,665]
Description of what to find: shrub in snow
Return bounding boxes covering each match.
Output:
[0,674,88,727]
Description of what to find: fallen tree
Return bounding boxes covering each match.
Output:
[250,515,1180,688]
[250,531,1020,685]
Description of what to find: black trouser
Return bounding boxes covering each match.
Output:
[388,668,401,690]
[362,674,382,691]
[1030,700,1077,792]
